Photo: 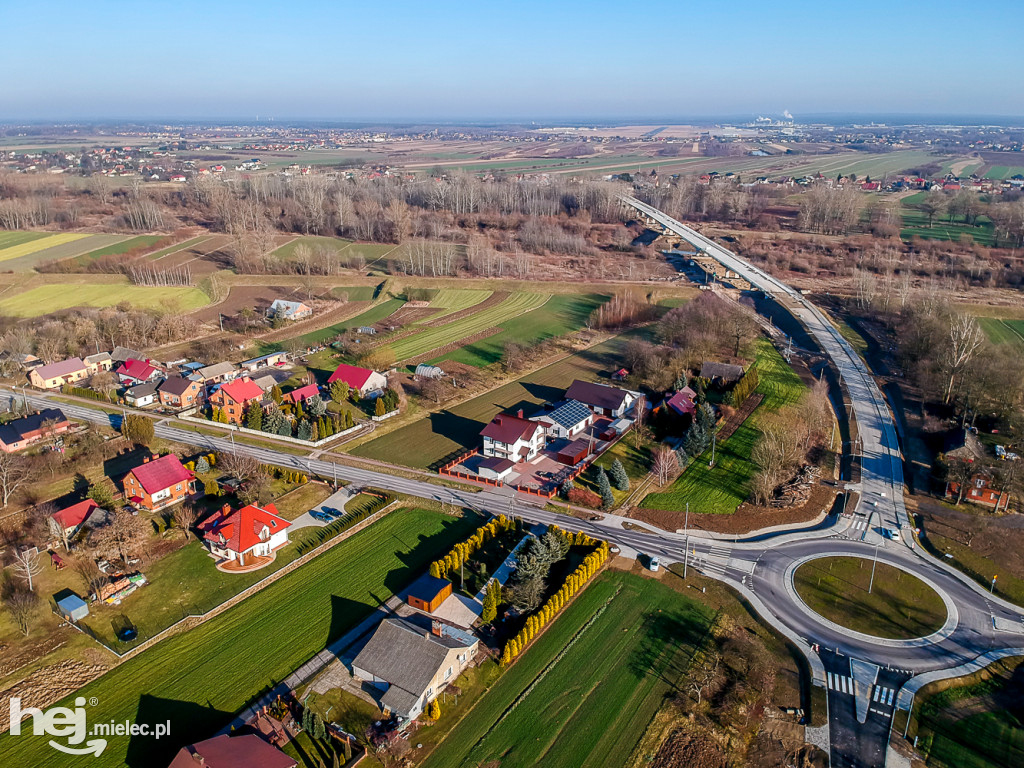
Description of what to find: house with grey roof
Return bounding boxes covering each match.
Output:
[351,616,478,721]
[700,361,745,384]
[267,299,313,321]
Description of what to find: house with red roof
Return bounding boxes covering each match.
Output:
[285,383,320,406]
[197,502,292,566]
[123,454,196,511]
[168,734,296,768]
[116,358,161,386]
[50,499,99,538]
[327,363,387,398]
[208,376,265,424]
[665,386,698,417]
[480,410,545,463]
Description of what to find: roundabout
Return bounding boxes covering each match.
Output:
[791,554,951,642]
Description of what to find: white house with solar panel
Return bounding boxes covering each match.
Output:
[529,399,594,440]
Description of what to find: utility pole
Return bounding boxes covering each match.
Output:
[683,502,690,579]
[219,313,224,333]
[230,429,236,455]
[869,539,880,594]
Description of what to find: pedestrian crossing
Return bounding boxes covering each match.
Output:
[826,673,854,694]
[849,518,869,531]
[872,685,896,707]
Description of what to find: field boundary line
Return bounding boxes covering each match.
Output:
[1000,319,1024,345]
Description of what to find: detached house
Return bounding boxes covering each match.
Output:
[197,502,292,566]
[530,400,593,440]
[83,352,113,375]
[352,616,479,721]
[284,383,319,406]
[124,381,159,408]
[481,411,545,463]
[209,377,265,424]
[28,358,89,389]
[50,499,100,539]
[0,408,71,452]
[116,358,161,386]
[564,380,636,418]
[267,299,313,321]
[664,386,698,417]
[168,735,296,768]
[124,454,195,511]
[327,364,387,398]
[196,361,238,388]
[158,376,202,409]
[946,470,1005,508]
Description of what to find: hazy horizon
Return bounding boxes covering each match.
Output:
[3,0,1022,121]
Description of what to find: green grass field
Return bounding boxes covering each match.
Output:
[984,166,1024,180]
[80,235,164,258]
[901,202,996,246]
[0,283,210,317]
[794,556,947,639]
[386,292,550,361]
[272,235,354,260]
[292,298,406,347]
[426,288,492,320]
[423,570,713,768]
[0,231,50,250]
[434,293,607,368]
[979,318,1024,351]
[330,285,378,302]
[0,232,91,262]
[352,329,649,468]
[642,339,805,514]
[0,508,480,768]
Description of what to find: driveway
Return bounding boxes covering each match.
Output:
[289,486,352,531]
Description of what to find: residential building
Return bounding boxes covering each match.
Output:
[564,380,636,418]
[530,399,593,440]
[0,408,71,452]
[284,383,319,406]
[351,616,478,721]
[327,364,387,398]
[208,377,265,424]
[665,386,698,417]
[83,352,113,375]
[197,502,292,566]
[942,428,985,462]
[267,299,313,321]
[28,358,89,389]
[168,734,296,768]
[123,454,195,511]
[110,346,141,366]
[700,361,745,384]
[116,358,160,386]
[480,411,545,463]
[946,470,1004,507]
[124,381,159,407]
[158,376,202,409]
[50,499,100,539]
[196,361,238,388]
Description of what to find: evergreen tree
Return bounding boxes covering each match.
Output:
[374,397,386,417]
[684,421,708,456]
[560,478,575,497]
[428,698,441,720]
[344,410,355,429]
[306,394,327,418]
[312,712,326,740]
[310,420,319,442]
[673,372,688,391]
[295,400,305,422]
[609,459,630,491]
[245,403,262,431]
[277,420,292,436]
[595,467,615,509]
[330,380,350,404]
[697,402,716,432]
[270,385,283,404]
[195,455,210,473]
[481,580,498,623]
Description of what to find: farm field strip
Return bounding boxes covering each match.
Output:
[0,231,50,250]
[980,317,1024,351]
[0,283,211,317]
[386,292,550,361]
[0,508,479,768]
[423,571,713,768]
[984,165,1024,180]
[148,235,214,260]
[0,232,91,262]
[288,297,407,347]
[425,288,493,320]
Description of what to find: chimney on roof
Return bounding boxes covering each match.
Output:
[222,504,231,515]
[143,456,150,463]
[190,749,205,765]
[431,619,443,637]
[517,409,523,419]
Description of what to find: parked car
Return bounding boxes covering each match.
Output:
[309,510,332,523]
[648,555,661,572]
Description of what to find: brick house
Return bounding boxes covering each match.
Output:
[208,377,265,424]
[284,383,320,406]
[0,408,71,452]
[158,376,202,409]
[123,454,196,511]
[28,358,89,389]
[116,358,161,386]
[946,470,1004,508]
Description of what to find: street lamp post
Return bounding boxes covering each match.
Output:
[869,540,880,594]
[708,432,716,468]
[683,502,690,579]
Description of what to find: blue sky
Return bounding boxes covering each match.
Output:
[3,0,1022,121]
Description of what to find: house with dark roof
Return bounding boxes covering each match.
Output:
[197,502,291,566]
[564,380,636,418]
[327,363,387,398]
[700,361,745,384]
[168,734,296,768]
[351,616,478,721]
[480,411,545,463]
[209,377,265,424]
[158,376,202,409]
[116,358,161,386]
[0,408,71,452]
[529,399,593,440]
[124,381,159,408]
[123,454,196,511]
[942,428,985,461]
[28,357,89,389]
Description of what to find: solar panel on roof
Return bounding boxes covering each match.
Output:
[546,400,591,429]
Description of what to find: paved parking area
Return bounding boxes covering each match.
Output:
[289,486,352,530]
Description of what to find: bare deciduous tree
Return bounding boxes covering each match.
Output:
[650,445,679,486]
[944,314,985,404]
[11,547,43,592]
[0,452,31,508]
[173,504,199,541]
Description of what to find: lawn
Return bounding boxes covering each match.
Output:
[984,166,1024,180]
[330,284,378,302]
[422,570,714,768]
[386,292,550,362]
[642,338,805,514]
[900,203,996,246]
[434,293,608,368]
[979,318,1024,352]
[0,507,481,768]
[351,329,649,469]
[793,556,947,640]
[0,230,50,250]
[0,283,210,317]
